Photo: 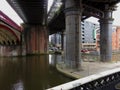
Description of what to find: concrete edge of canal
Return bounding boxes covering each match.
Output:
[56,64,80,79]
[56,61,120,80]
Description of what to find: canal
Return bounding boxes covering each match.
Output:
[0,55,72,90]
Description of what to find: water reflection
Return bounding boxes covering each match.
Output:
[13,80,24,90]
[49,55,63,66]
[0,55,72,90]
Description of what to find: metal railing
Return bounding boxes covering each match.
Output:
[47,67,120,90]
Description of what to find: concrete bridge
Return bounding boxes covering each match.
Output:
[5,0,120,67]
[48,0,120,69]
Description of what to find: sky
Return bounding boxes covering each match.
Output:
[0,0,120,26]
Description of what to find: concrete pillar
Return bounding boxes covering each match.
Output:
[24,25,48,55]
[99,8,114,62]
[61,31,64,51]
[65,0,82,69]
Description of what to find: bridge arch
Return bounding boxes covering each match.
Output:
[0,23,20,45]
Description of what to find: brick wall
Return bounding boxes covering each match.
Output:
[96,26,120,51]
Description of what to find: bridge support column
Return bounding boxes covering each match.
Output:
[65,0,82,69]
[61,31,64,51]
[24,25,48,55]
[99,8,114,62]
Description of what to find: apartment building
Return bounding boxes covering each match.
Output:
[50,21,99,50]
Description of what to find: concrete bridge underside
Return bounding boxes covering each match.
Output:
[6,0,120,68]
[7,0,48,55]
[49,0,120,69]
[65,0,115,69]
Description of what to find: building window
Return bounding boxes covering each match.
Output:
[82,31,84,33]
[82,34,84,36]
[82,27,84,29]
[82,41,84,43]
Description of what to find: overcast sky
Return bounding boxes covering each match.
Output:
[0,0,120,26]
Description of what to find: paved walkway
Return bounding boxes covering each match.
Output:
[57,61,120,79]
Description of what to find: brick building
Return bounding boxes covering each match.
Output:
[96,26,120,51]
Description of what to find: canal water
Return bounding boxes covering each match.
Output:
[0,55,72,90]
